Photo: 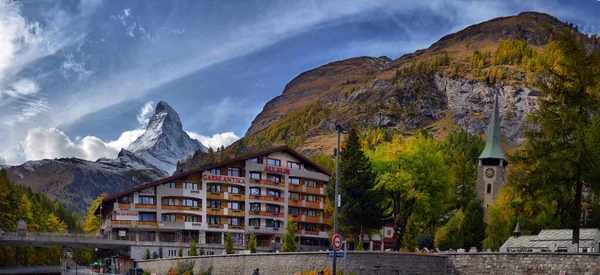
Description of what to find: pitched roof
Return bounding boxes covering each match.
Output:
[478,91,507,163]
[501,229,600,250]
[95,146,331,214]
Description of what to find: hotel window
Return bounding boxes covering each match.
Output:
[305,195,318,202]
[117,195,133,204]
[207,184,221,193]
[161,214,176,222]
[306,180,317,187]
[138,196,154,205]
[250,172,261,180]
[232,233,244,245]
[183,199,198,207]
[250,203,261,212]
[228,217,243,226]
[250,187,260,196]
[267,158,281,167]
[288,207,299,215]
[249,218,261,227]
[208,168,220,175]
[228,186,243,194]
[139,212,156,221]
[305,209,317,217]
[266,204,281,214]
[183,215,199,222]
[163,182,176,189]
[228,202,243,210]
[138,231,155,242]
[304,223,317,231]
[288,177,300,185]
[287,161,300,170]
[208,216,221,225]
[267,174,281,183]
[228,167,242,177]
[207,200,221,209]
[266,220,281,228]
[162,198,174,205]
[183,182,198,190]
[250,157,263,164]
[267,189,281,198]
[288,192,299,201]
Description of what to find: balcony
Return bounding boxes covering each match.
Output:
[304,230,319,236]
[228,194,245,201]
[305,201,321,209]
[137,221,158,227]
[208,208,224,215]
[290,215,302,222]
[161,205,201,212]
[289,184,302,192]
[250,179,284,188]
[260,211,284,218]
[111,220,131,226]
[305,215,320,223]
[228,225,245,230]
[305,186,321,194]
[135,204,157,209]
[228,210,245,217]
[249,195,261,200]
[207,192,224,200]
[288,200,301,207]
[263,196,285,203]
[208,224,224,229]
[117,203,131,210]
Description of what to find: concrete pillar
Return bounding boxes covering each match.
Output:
[61,246,67,275]
[221,232,225,245]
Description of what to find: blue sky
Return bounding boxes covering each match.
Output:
[0,0,599,165]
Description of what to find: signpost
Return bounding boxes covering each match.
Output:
[332,234,343,250]
[328,251,344,258]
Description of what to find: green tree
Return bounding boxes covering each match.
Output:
[145,248,151,260]
[482,204,511,251]
[225,232,234,254]
[247,234,257,253]
[434,209,464,250]
[512,29,600,245]
[189,240,198,256]
[84,194,107,233]
[327,126,386,246]
[282,218,297,252]
[369,133,452,250]
[178,246,183,257]
[458,199,486,250]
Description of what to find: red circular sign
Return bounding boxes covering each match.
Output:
[332,234,343,250]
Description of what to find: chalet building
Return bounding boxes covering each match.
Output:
[95,146,331,258]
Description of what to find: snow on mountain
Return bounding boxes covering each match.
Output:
[128,101,207,174]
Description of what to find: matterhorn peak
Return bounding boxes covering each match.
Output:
[128,101,206,174]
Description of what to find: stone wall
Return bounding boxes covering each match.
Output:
[136,251,447,275]
[136,252,600,275]
[446,253,600,275]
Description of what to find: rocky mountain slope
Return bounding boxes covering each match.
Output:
[7,101,205,214]
[128,101,206,174]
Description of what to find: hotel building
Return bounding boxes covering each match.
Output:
[95,146,331,258]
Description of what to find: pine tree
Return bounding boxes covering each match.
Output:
[178,246,183,257]
[145,249,151,260]
[199,246,205,256]
[458,199,486,250]
[282,218,297,252]
[247,234,257,253]
[225,232,234,254]
[327,125,386,247]
[189,240,198,256]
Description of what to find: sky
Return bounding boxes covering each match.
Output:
[0,0,599,165]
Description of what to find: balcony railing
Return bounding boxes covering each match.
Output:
[305,215,320,223]
[205,236,222,245]
[161,205,201,211]
[208,224,224,229]
[250,179,284,187]
[137,221,158,227]
[208,208,224,215]
[305,201,321,209]
[305,186,321,194]
[228,194,245,201]
[228,210,245,217]
[135,204,157,209]
[112,220,131,225]
[228,225,245,230]
[207,192,224,199]
[263,196,284,203]
[249,195,261,200]
[290,215,302,222]
[117,203,131,210]
[260,211,284,218]
[288,200,301,207]
[288,184,302,192]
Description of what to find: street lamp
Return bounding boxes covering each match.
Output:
[333,123,348,275]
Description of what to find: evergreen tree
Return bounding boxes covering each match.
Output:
[178,246,183,257]
[225,232,234,254]
[327,125,385,246]
[458,199,486,250]
[199,246,205,256]
[247,234,257,253]
[512,29,600,245]
[189,240,198,256]
[282,218,297,252]
[145,249,151,260]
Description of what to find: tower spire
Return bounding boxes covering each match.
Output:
[478,91,507,165]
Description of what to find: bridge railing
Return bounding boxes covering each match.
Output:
[1,231,110,240]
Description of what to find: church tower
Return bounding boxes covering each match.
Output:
[477,92,507,209]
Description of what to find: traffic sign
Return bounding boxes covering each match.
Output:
[328,251,344,258]
[332,234,343,250]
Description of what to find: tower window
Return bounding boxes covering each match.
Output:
[487,184,492,194]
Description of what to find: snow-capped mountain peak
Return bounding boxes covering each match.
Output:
[128,101,207,174]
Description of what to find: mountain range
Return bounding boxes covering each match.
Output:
[5,101,205,214]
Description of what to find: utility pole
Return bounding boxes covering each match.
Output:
[333,124,347,275]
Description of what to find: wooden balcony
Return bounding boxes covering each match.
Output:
[207,192,224,199]
[288,184,302,192]
[305,186,321,194]
[263,196,285,203]
[135,204,157,209]
[260,211,284,218]
[137,221,158,227]
[288,200,302,207]
[305,201,321,209]
[263,180,285,187]
[228,194,245,201]
[249,195,261,200]
[112,220,131,225]
[305,215,320,223]
[161,205,201,211]
[208,224,224,229]
[304,230,319,236]
[117,203,130,210]
[290,215,302,222]
[227,210,245,217]
[208,208,225,215]
[228,225,245,230]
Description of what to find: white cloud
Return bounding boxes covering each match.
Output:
[136,101,155,127]
[60,53,93,83]
[186,131,240,150]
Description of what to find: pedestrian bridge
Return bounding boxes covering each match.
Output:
[0,232,145,249]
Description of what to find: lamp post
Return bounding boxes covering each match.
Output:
[333,124,347,275]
